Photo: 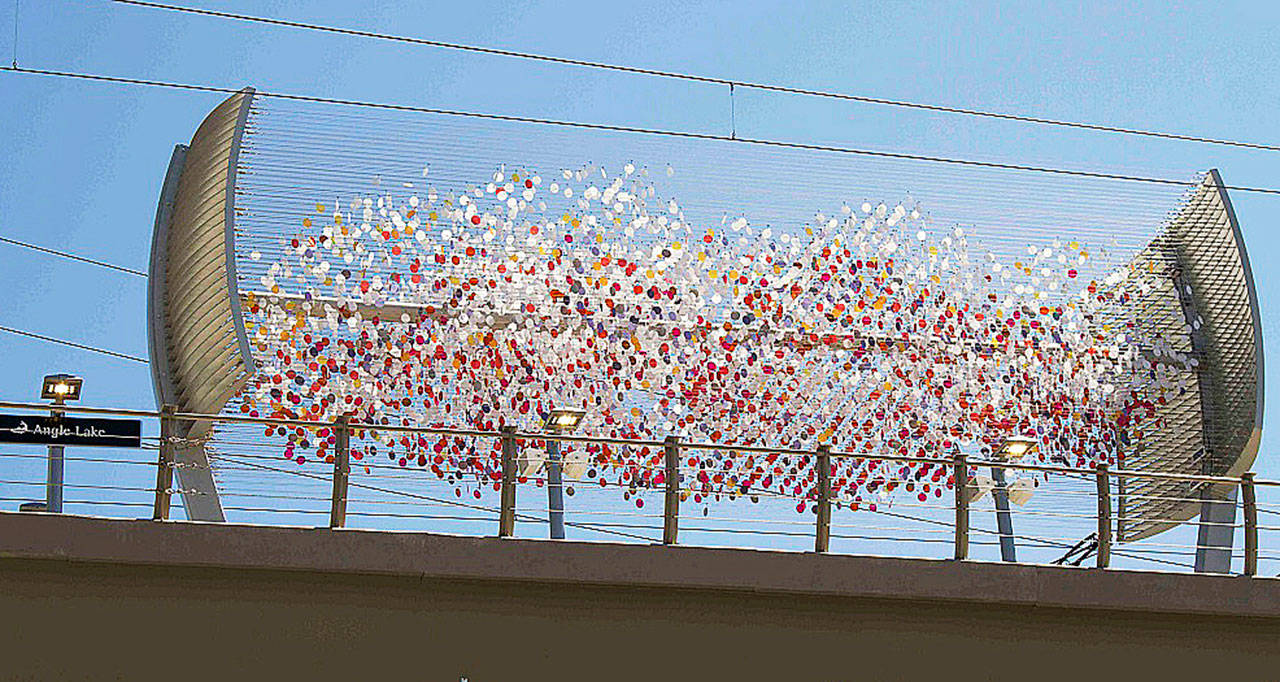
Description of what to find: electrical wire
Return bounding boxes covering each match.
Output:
[108,0,1280,153]
[0,234,146,276]
[5,65,1280,196]
[0,324,149,363]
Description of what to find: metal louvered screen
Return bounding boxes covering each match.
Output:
[146,88,257,521]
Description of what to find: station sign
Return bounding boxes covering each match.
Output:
[0,414,142,448]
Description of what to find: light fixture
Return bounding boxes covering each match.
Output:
[995,435,1038,460]
[561,450,589,480]
[1007,478,1036,506]
[543,409,585,434]
[966,474,995,504]
[517,447,546,477]
[41,374,83,402]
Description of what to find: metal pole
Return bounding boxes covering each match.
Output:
[1194,485,1238,574]
[990,464,1017,562]
[815,445,831,553]
[546,438,566,539]
[954,453,969,560]
[1095,463,1111,569]
[1242,472,1258,577]
[663,436,680,545]
[46,398,65,513]
[153,404,177,521]
[1116,461,1127,544]
[328,416,350,529]
[498,426,517,537]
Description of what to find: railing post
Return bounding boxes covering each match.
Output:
[954,453,969,560]
[499,426,517,537]
[1095,463,1111,569]
[663,436,680,545]
[328,416,350,529]
[1242,472,1257,577]
[152,404,177,521]
[815,445,832,553]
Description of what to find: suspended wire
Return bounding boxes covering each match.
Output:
[0,234,146,277]
[0,324,149,363]
[107,0,1280,154]
[211,451,656,542]
[237,102,1195,207]
[5,65,1280,197]
[232,97,1189,298]
[864,502,1192,570]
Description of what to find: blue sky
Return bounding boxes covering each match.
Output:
[2,0,1278,570]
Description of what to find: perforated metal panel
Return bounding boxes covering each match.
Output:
[1117,171,1263,542]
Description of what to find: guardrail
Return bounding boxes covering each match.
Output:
[0,400,1274,576]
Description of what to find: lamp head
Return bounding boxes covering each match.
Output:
[41,374,83,403]
[543,409,585,434]
[995,435,1038,461]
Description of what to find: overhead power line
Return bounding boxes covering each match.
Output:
[109,0,1280,154]
[0,324,149,364]
[0,235,146,277]
[5,65,1280,197]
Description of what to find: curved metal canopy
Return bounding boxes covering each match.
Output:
[147,88,255,521]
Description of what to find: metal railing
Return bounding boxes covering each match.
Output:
[0,399,1273,577]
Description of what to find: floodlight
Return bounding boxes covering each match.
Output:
[966,475,995,504]
[1008,478,1036,506]
[562,450,589,480]
[517,447,546,477]
[41,374,83,402]
[543,409,585,434]
[995,436,1038,461]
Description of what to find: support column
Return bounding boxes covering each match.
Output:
[1195,484,1238,574]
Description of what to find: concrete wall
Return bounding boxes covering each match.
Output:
[1,513,1277,680]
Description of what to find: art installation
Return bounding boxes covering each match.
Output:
[232,157,1200,514]
[149,90,1261,567]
